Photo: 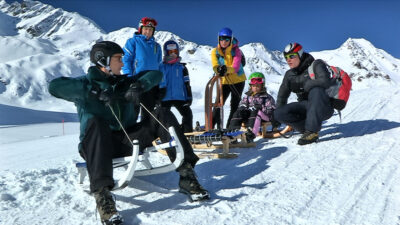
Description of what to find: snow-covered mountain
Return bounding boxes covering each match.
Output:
[1,1,400,225]
[1,0,399,115]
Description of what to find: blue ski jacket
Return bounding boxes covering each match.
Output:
[159,62,192,102]
[122,33,162,76]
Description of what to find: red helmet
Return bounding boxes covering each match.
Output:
[283,43,304,58]
[138,17,157,34]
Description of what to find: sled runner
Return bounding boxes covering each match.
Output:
[259,122,293,138]
[187,129,255,158]
[204,75,224,131]
[76,126,184,191]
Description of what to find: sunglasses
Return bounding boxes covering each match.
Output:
[219,36,231,42]
[284,53,299,60]
[250,77,264,85]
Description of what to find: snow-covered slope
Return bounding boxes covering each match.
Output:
[1,83,400,225]
[1,1,400,225]
[1,0,399,115]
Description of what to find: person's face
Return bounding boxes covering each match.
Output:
[168,48,178,59]
[250,83,263,93]
[285,53,301,69]
[109,53,124,75]
[219,36,231,48]
[142,26,154,39]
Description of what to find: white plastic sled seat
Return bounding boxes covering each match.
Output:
[76,126,184,191]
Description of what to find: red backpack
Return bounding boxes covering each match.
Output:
[308,60,352,110]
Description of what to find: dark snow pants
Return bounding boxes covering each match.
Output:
[212,81,245,129]
[229,109,259,130]
[273,87,334,133]
[161,100,193,133]
[80,107,199,193]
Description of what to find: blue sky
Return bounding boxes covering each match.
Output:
[8,0,400,58]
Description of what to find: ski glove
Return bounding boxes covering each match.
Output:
[125,81,144,106]
[98,88,115,106]
[183,98,192,107]
[89,84,115,106]
[248,104,262,111]
[216,65,227,76]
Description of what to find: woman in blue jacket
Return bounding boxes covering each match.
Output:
[159,40,194,133]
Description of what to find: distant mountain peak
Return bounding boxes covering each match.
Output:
[1,0,104,41]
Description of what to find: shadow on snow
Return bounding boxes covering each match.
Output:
[117,140,288,223]
[319,119,400,142]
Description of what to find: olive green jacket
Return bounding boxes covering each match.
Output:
[48,66,162,147]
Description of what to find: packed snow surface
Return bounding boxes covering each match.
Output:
[1,0,400,224]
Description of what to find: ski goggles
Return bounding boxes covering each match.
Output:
[250,77,264,85]
[219,36,231,42]
[284,53,299,60]
[142,18,157,27]
[167,49,178,55]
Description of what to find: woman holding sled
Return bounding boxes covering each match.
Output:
[210,27,246,129]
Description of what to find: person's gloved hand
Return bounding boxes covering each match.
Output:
[98,88,115,106]
[184,98,192,107]
[89,84,115,106]
[254,104,262,110]
[124,81,144,106]
[216,65,227,76]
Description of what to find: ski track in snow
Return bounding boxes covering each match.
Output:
[1,87,400,225]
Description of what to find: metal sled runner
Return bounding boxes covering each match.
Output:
[76,127,184,191]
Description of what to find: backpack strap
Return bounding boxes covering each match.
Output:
[307,61,317,80]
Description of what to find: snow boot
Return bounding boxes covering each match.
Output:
[245,128,256,143]
[94,187,124,225]
[297,131,319,145]
[177,162,210,202]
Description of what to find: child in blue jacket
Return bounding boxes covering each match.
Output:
[159,40,194,133]
[122,17,161,76]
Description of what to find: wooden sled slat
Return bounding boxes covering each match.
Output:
[262,123,293,138]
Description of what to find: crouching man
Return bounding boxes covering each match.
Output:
[274,43,334,145]
[48,41,209,225]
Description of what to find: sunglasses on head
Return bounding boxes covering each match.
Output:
[250,77,264,85]
[284,53,298,60]
[219,36,231,42]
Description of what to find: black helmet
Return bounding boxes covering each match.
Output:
[283,42,304,58]
[90,41,124,67]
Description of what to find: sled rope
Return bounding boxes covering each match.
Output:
[108,104,134,147]
[140,103,169,133]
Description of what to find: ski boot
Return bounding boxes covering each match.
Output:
[245,128,256,143]
[94,187,124,225]
[297,131,319,145]
[177,162,210,202]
